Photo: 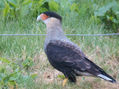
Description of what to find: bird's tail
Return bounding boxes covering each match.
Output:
[83,57,116,83]
[97,73,116,83]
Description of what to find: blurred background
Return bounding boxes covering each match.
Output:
[0,0,119,89]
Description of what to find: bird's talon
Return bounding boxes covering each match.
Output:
[62,78,68,87]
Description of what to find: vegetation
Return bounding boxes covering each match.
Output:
[94,1,119,32]
[0,0,119,89]
[0,57,36,89]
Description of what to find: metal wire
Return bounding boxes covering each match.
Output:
[0,33,119,36]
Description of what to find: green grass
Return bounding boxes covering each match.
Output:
[0,0,119,89]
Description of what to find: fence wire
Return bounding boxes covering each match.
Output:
[0,33,119,36]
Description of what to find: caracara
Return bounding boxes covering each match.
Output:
[37,11,116,86]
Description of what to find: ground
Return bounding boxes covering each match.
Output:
[30,51,119,89]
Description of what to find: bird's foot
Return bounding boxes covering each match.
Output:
[62,78,68,87]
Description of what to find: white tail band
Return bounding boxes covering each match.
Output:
[97,74,112,81]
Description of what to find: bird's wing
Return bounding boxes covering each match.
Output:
[45,40,102,76]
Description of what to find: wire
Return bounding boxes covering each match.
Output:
[0,33,119,36]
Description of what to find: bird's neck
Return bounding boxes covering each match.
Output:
[44,19,69,49]
[46,19,66,40]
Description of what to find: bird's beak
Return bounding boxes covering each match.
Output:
[37,15,41,21]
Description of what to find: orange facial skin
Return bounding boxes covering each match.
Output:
[40,14,49,20]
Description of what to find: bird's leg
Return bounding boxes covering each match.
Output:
[62,78,68,87]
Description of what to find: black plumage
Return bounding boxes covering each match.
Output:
[43,11,62,22]
[45,40,116,83]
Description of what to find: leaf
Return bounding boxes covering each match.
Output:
[70,3,79,12]
[0,0,5,9]
[38,0,46,7]
[20,5,30,16]
[2,1,10,18]
[57,74,65,79]
[39,7,48,13]
[49,0,59,11]
[30,74,37,79]
[7,0,17,8]
[9,72,18,81]
[0,57,10,64]
[8,81,17,88]
[94,1,116,16]
[22,0,32,6]
[22,58,34,69]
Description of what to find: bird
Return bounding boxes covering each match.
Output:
[37,11,116,86]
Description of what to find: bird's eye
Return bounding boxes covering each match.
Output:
[41,14,49,20]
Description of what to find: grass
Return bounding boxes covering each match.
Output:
[0,0,119,89]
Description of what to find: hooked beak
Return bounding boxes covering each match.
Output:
[37,15,41,21]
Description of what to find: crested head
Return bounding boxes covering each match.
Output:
[37,11,62,24]
[43,11,62,21]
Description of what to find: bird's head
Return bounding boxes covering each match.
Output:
[37,11,62,25]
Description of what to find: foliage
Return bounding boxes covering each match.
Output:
[0,0,94,20]
[94,1,119,32]
[22,58,34,70]
[0,0,60,20]
[0,57,36,89]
